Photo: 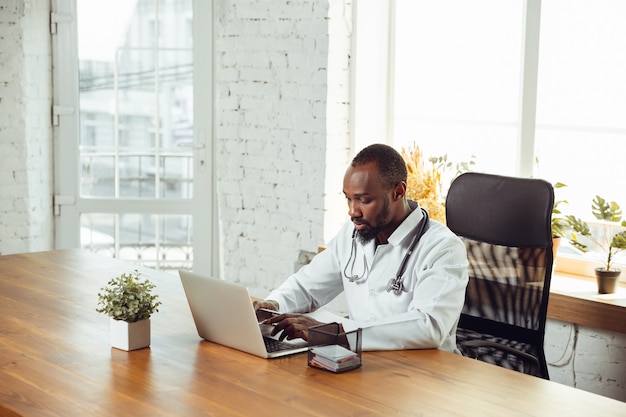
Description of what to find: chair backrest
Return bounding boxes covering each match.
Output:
[446,172,554,378]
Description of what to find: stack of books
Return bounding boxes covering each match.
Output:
[309,344,361,372]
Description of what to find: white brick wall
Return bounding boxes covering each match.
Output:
[0,0,53,255]
[0,0,624,403]
[214,0,331,293]
[546,319,626,401]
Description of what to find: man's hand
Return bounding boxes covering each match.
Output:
[253,299,325,341]
[253,299,280,322]
[264,313,323,341]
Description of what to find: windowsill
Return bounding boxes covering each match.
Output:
[549,256,626,334]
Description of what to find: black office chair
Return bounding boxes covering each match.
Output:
[446,172,554,379]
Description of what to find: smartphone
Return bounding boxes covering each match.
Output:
[257,307,280,322]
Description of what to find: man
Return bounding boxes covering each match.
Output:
[254,144,468,352]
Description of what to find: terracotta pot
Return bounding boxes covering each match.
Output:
[552,236,561,261]
[594,268,621,294]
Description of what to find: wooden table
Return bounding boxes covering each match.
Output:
[1,250,625,416]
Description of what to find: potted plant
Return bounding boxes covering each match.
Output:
[551,182,569,258]
[401,142,475,223]
[566,195,626,294]
[96,269,162,350]
[551,182,569,238]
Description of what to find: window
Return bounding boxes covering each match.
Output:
[535,0,626,217]
[53,0,216,274]
[353,0,626,268]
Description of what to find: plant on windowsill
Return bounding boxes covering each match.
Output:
[96,269,162,351]
[565,195,626,294]
[401,142,475,223]
[551,182,569,239]
[550,182,569,259]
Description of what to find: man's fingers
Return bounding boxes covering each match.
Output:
[266,313,323,341]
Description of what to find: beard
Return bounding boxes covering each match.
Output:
[354,196,391,244]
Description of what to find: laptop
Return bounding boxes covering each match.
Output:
[179,270,309,358]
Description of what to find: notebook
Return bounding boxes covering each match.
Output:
[178,270,309,358]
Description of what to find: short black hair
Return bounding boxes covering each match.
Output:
[351,143,407,189]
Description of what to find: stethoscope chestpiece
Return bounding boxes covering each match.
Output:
[386,277,403,295]
[348,274,361,283]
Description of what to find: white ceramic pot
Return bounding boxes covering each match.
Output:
[110,318,151,351]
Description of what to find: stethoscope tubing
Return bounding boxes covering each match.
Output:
[343,208,430,294]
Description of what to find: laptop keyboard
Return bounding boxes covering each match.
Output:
[264,336,304,353]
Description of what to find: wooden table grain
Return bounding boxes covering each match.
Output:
[1,249,625,416]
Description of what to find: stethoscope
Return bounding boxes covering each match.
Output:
[343,208,430,295]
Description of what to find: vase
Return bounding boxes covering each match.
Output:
[110,318,151,351]
[594,268,620,295]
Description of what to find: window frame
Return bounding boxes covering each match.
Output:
[51,0,218,275]
[350,0,626,276]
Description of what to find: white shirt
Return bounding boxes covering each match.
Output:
[267,205,469,352]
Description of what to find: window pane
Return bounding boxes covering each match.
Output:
[159,51,194,152]
[159,0,193,49]
[535,0,626,216]
[160,155,193,198]
[119,115,154,149]
[81,213,115,257]
[76,0,196,271]
[126,0,157,49]
[392,0,523,174]
[119,155,156,198]
[81,155,115,197]
[81,212,193,271]
[78,0,193,201]
[80,111,114,148]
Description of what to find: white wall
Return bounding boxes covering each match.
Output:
[213,0,352,296]
[0,0,624,403]
[546,319,626,401]
[0,0,53,255]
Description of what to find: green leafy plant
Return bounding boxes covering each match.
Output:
[428,153,477,181]
[566,195,626,271]
[96,270,162,322]
[551,182,569,238]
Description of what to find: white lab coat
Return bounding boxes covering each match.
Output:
[267,205,469,352]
